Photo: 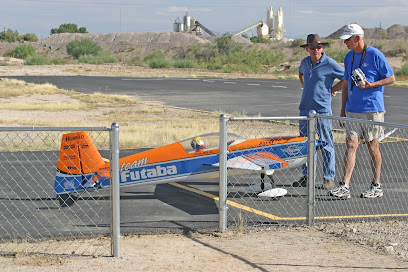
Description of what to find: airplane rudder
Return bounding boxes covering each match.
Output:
[57,131,88,174]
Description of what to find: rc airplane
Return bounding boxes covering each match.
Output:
[54,131,324,202]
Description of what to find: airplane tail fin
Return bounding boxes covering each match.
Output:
[54,131,110,196]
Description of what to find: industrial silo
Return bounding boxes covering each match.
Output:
[173,18,184,32]
[257,23,269,37]
[184,12,191,31]
[267,7,274,36]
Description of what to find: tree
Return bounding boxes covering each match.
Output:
[50,23,88,35]
[22,33,39,42]
[0,29,20,42]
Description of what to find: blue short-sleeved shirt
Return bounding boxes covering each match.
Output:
[299,53,344,113]
[344,46,394,113]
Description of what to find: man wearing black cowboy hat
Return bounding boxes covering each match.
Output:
[293,34,345,189]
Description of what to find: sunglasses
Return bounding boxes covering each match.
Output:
[345,36,355,41]
[308,44,323,50]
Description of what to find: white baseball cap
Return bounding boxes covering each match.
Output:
[339,24,364,39]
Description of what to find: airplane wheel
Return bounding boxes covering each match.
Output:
[57,194,77,207]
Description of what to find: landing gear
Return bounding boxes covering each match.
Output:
[258,172,287,198]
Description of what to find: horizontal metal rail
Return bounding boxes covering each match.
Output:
[316,114,408,130]
[229,116,308,121]
[0,126,109,131]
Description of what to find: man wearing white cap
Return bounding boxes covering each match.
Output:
[330,23,395,199]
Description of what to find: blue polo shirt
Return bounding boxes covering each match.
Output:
[344,46,394,113]
[299,53,344,113]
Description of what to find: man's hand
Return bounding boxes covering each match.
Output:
[339,109,346,127]
[358,79,372,89]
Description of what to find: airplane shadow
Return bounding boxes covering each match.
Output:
[153,183,219,216]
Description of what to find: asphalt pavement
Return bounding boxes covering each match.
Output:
[7,75,408,124]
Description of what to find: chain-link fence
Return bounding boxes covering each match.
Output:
[0,125,119,257]
[220,114,408,234]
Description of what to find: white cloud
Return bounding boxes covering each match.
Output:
[298,10,313,14]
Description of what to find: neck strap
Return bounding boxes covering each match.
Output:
[350,44,367,93]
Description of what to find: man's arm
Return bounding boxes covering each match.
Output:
[298,71,304,88]
[360,75,395,89]
[340,80,349,117]
[331,80,345,96]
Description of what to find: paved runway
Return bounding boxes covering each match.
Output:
[7,76,408,124]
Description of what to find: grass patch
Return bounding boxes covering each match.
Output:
[24,55,51,65]
[149,58,173,68]
[0,78,64,98]
[0,101,88,111]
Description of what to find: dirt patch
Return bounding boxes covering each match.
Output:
[1,228,407,272]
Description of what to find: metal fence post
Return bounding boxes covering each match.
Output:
[219,114,228,232]
[307,110,316,226]
[110,123,121,257]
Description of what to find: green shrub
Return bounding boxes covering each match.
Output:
[13,44,36,59]
[3,49,15,58]
[387,41,408,57]
[144,51,165,62]
[78,51,118,64]
[292,38,305,47]
[207,63,223,70]
[177,43,216,63]
[250,36,271,44]
[126,55,143,66]
[173,59,196,68]
[395,64,408,77]
[148,58,172,68]
[216,34,242,55]
[66,38,102,59]
[51,58,71,65]
[24,55,51,65]
[325,48,349,63]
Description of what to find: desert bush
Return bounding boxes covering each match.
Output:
[24,55,51,65]
[126,55,143,66]
[148,58,172,68]
[51,58,71,65]
[207,63,223,70]
[13,44,36,59]
[173,59,197,68]
[325,48,349,63]
[78,51,118,64]
[216,34,243,55]
[66,38,102,59]
[144,51,165,62]
[177,43,216,63]
[3,49,15,58]
[292,38,305,47]
[395,64,408,78]
[387,41,408,57]
[250,36,271,44]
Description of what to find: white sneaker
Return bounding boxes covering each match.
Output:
[329,184,351,199]
[361,183,383,198]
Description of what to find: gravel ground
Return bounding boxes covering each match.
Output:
[317,220,408,262]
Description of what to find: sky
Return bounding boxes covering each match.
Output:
[1,0,408,40]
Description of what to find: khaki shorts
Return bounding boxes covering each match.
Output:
[345,111,385,142]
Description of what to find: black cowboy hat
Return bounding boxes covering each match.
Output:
[300,34,329,47]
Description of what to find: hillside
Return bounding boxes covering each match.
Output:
[327,24,408,40]
[0,24,407,72]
